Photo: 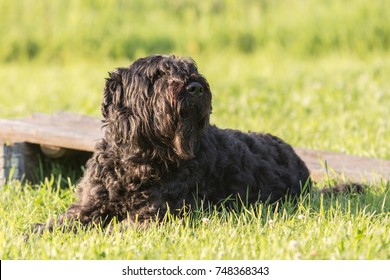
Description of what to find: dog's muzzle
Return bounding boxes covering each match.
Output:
[186,82,204,97]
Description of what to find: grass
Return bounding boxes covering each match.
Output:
[1,0,390,259]
[1,0,389,62]
[1,176,389,259]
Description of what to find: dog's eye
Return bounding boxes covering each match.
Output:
[153,70,163,81]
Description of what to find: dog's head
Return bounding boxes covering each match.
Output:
[102,55,212,162]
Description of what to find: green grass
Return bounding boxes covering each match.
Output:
[1,0,390,259]
[1,0,389,62]
[1,177,389,259]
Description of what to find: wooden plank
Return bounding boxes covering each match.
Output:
[0,112,101,152]
[294,148,390,182]
[1,112,390,183]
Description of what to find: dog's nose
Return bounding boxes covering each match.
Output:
[186,82,204,96]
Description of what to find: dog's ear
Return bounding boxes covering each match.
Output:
[101,69,124,119]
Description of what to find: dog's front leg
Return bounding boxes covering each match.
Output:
[31,172,110,234]
[30,203,101,234]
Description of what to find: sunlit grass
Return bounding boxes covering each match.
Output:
[1,0,390,260]
[1,0,389,62]
[1,177,389,259]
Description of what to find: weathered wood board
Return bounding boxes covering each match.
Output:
[1,112,389,183]
[294,147,390,182]
[0,112,101,152]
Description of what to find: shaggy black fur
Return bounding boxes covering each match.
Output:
[36,54,313,230]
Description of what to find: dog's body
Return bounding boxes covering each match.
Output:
[68,125,310,225]
[39,55,312,228]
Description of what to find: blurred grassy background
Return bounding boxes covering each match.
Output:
[1,0,389,61]
[1,0,390,260]
[1,0,390,158]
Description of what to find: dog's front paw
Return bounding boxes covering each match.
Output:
[22,223,49,242]
[31,222,48,234]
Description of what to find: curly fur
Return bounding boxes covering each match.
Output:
[37,54,313,230]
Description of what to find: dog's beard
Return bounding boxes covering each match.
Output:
[172,100,209,160]
[173,122,198,160]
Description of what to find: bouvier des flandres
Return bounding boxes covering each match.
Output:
[36,54,313,231]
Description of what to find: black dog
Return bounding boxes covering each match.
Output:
[36,55,313,230]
